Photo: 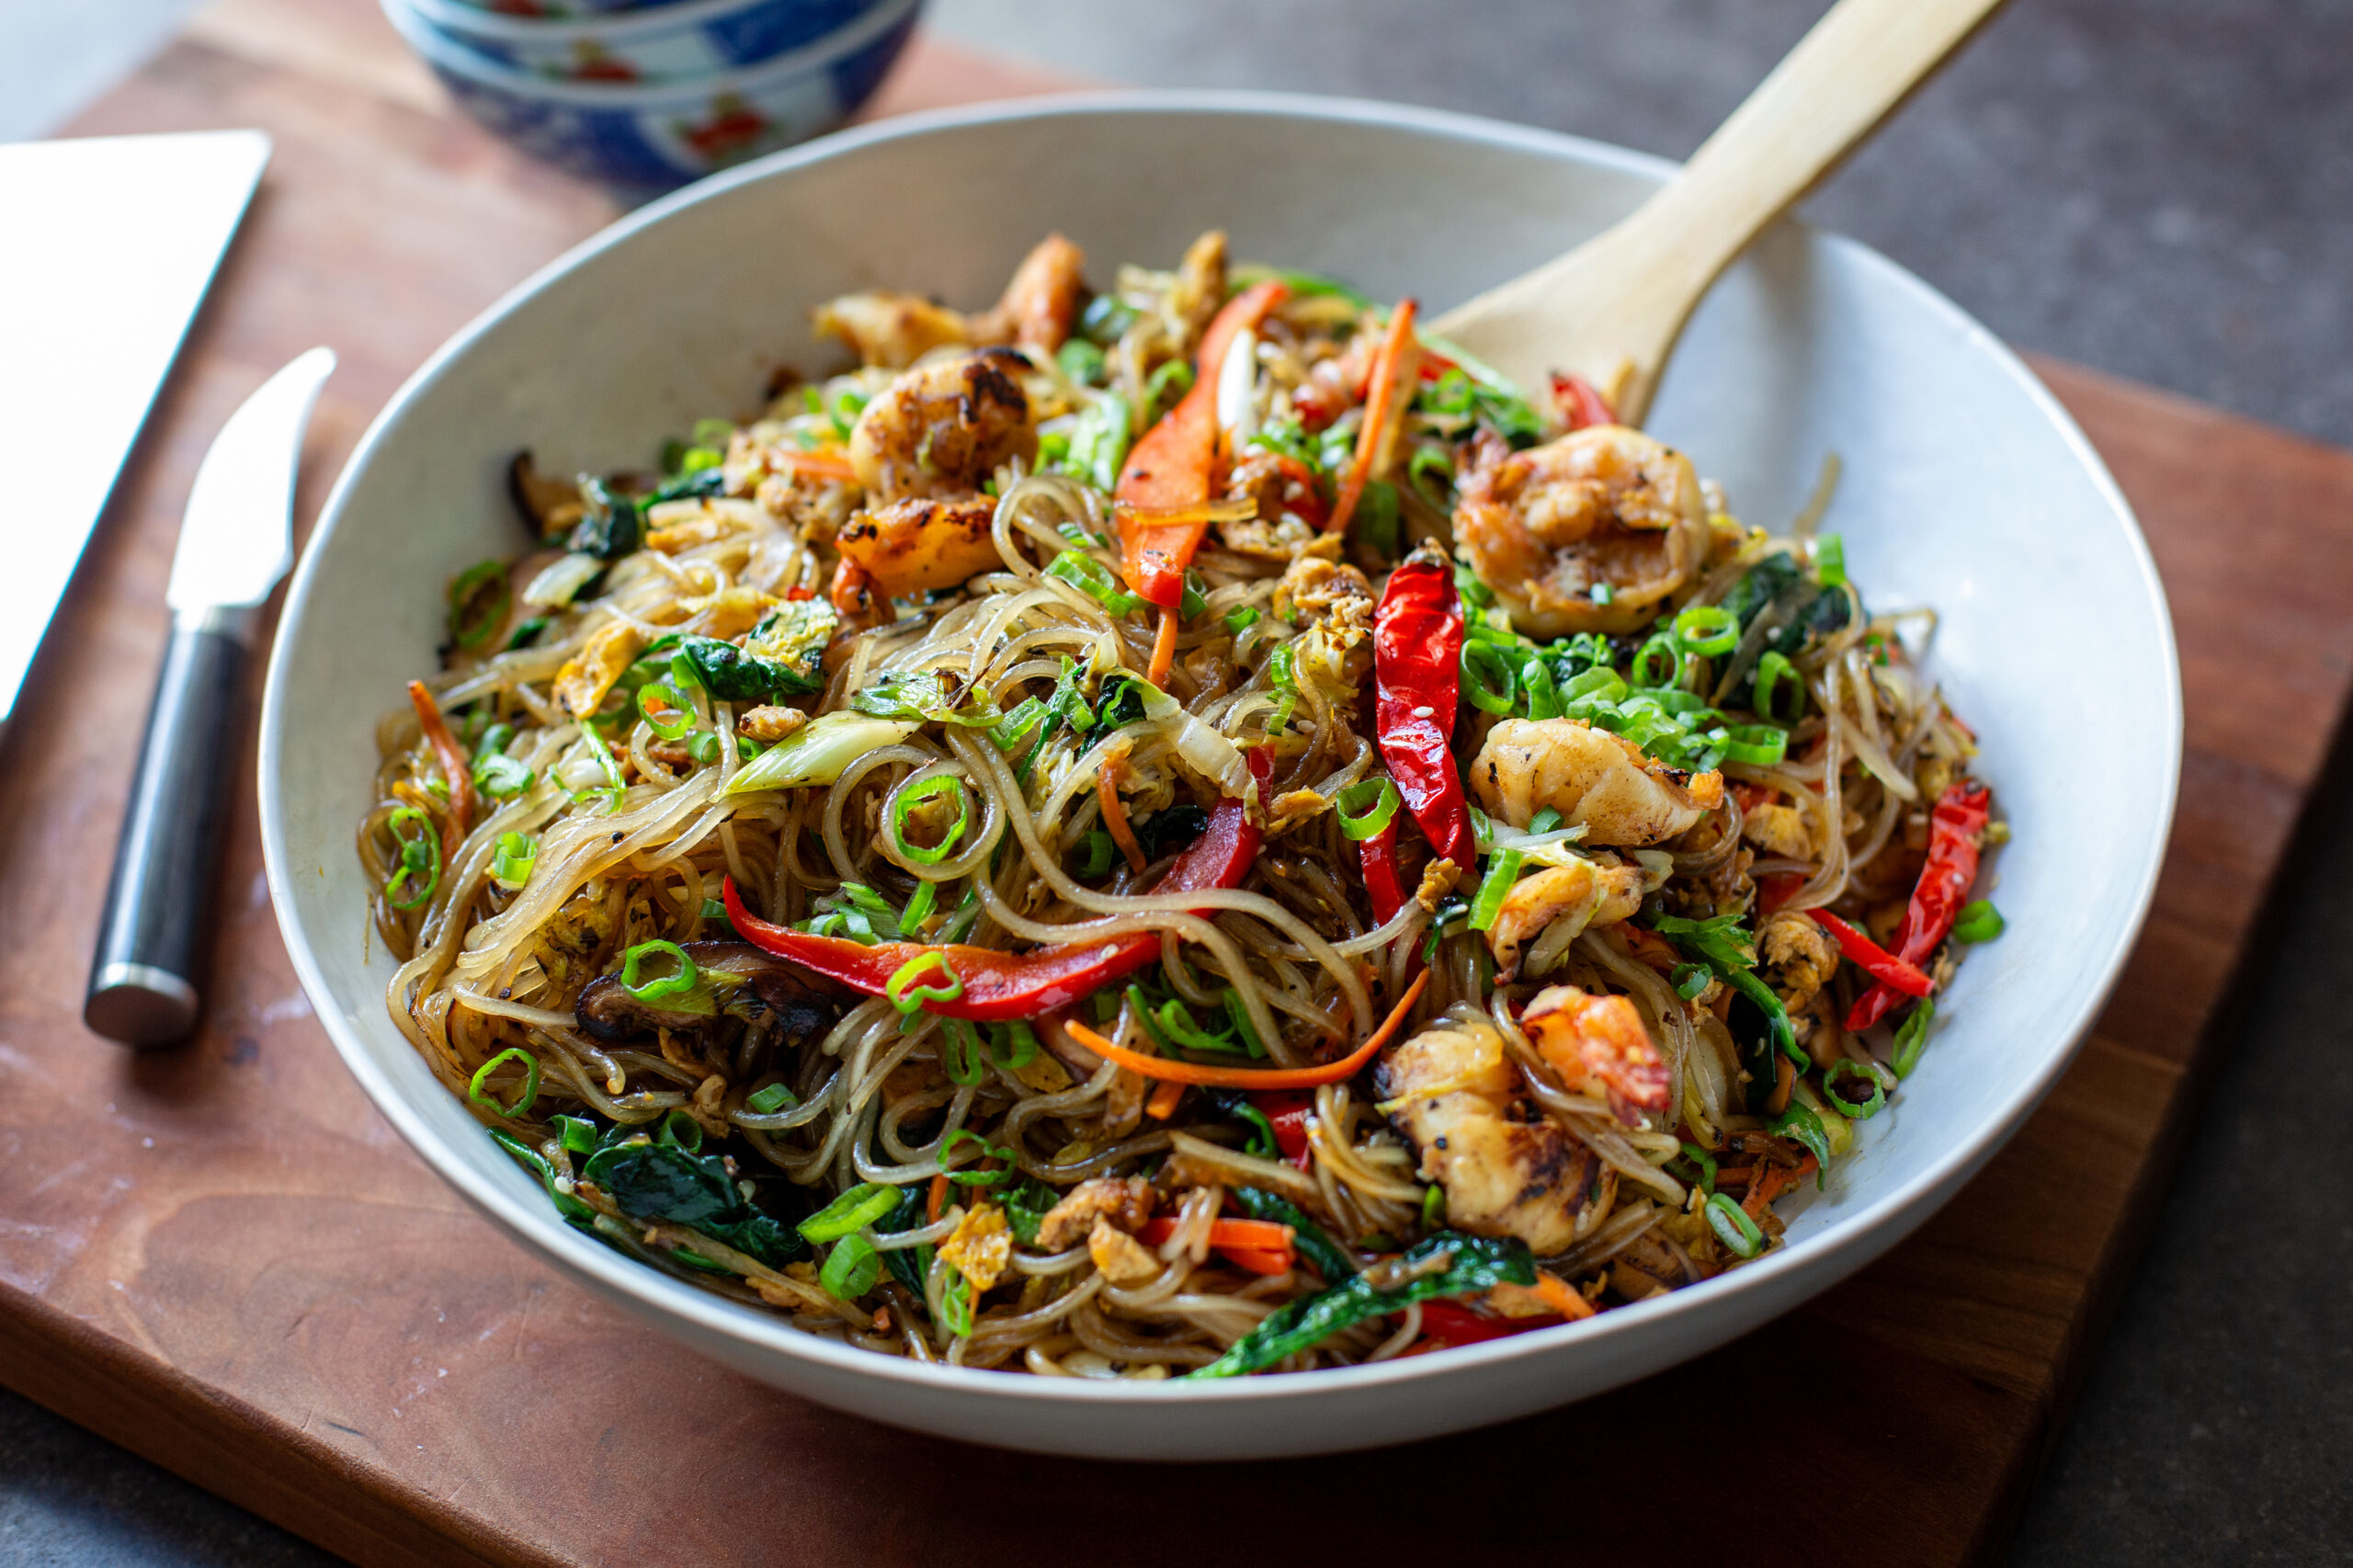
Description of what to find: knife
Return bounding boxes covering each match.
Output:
[84,348,336,1048]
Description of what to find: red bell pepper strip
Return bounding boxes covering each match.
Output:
[1807,909,1933,998]
[723,783,1262,1022]
[1756,871,1806,915]
[1548,372,1617,431]
[1415,1300,1560,1346]
[1253,1089,1317,1173]
[1373,542,1474,867]
[1846,780,1994,1030]
[1113,279,1290,607]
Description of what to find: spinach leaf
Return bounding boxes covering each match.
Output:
[1228,1187,1357,1281]
[490,1129,594,1221]
[1132,803,1209,860]
[644,466,726,506]
[645,602,834,704]
[565,477,640,560]
[583,1139,807,1267]
[1187,1231,1533,1378]
[998,1179,1060,1248]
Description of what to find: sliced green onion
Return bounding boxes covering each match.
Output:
[1677,1141,1719,1195]
[820,1233,881,1299]
[1519,658,1563,721]
[552,1115,597,1154]
[1892,997,1936,1078]
[890,775,972,867]
[637,682,695,741]
[467,1047,540,1119]
[1560,666,1628,710]
[1056,337,1107,384]
[1817,533,1847,588]
[1672,604,1741,657]
[899,879,938,936]
[1589,583,1615,607]
[1706,1191,1765,1259]
[1180,570,1208,622]
[1722,724,1789,767]
[1421,1185,1445,1228]
[745,1082,797,1115]
[1461,640,1518,715]
[1144,358,1193,415]
[1154,997,1247,1057]
[886,952,962,1014]
[1754,651,1804,723]
[988,1021,1040,1072]
[383,806,440,911]
[1952,900,2005,944]
[939,1128,1014,1186]
[798,1182,900,1244]
[1223,990,1267,1059]
[1334,777,1402,841]
[1076,829,1115,878]
[937,1263,976,1337]
[619,939,697,1002]
[939,1018,987,1086]
[1407,444,1454,506]
[491,830,537,891]
[447,560,510,650]
[1223,1097,1277,1157]
[1823,1060,1887,1119]
[658,1108,703,1153]
[1468,849,1524,933]
[1629,633,1681,689]
[1044,550,1145,617]
[473,751,533,799]
[1225,606,1260,635]
[1768,1104,1831,1187]
[506,615,550,652]
[1671,962,1711,1001]
[688,731,722,766]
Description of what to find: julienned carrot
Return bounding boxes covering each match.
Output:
[926,1171,950,1223]
[1144,1078,1186,1120]
[1148,604,1180,687]
[406,680,472,860]
[1324,298,1419,537]
[1744,1153,1818,1220]
[1529,1270,1597,1322]
[771,448,858,483]
[1097,746,1146,873]
[1063,970,1429,1088]
[1139,1217,1296,1251]
[1217,1246,1294,1277]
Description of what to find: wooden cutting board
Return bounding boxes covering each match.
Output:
[6,4,2348,1563]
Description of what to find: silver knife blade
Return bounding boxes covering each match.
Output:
[166,347,336,626]
[0,130,270,730]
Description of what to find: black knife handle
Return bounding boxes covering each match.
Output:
[85,619,249,1047]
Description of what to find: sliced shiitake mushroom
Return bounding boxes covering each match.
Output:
[574,941,843,1046]
[509,450,585,540]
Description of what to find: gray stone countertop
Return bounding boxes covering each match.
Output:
[2,1,2347,1562]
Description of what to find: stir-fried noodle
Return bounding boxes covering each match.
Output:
[363,233,1999,1377]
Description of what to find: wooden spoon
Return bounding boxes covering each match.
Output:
[1429,0,2010,426]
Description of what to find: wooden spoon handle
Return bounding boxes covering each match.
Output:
[1430,0,2008,425]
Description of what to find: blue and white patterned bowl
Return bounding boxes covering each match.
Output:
[402,0,888,84]
[437,0,683,17]
[381,0,920,192]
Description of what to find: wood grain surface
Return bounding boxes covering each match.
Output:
[5,4,2351,1564]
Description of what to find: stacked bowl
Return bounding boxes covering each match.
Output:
[381,0,924,193]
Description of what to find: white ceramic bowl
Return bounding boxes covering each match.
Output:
[261,93,2180,1459]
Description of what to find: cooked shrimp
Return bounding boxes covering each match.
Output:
[1452,425,1711,636]
[847,348,1036,502]
[1483,858,1644,979]
[833,494,1002,599]
[1471,717,1725,846]
[1758,910,1838,1009]
[1377,1014,1613,1256]
[1521,984,1670,1126]
[812,291,971,370]
[968,233,1086,355]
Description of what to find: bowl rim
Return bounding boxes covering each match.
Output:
[380,0,916,97]
[262,87,2182,1414]
[400,0,864,46]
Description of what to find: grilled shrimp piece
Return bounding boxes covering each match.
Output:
[1758,910,1839,1009]
[1378,1015,1614,1256]
[1471,717,1725,846]
[833,494,1003,599]
[1521,984,1671,1126]
[812,292,972,369]
[848,348,1037,502]
[968,233,1086,355]
[1483,858,1644,979]
[1452,426,1711,636]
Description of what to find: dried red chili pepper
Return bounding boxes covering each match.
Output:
[1846,779,1993,1030]
[1807,909,1933,998]
[1548,371,1617,431]
[1373,542,1474,867]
